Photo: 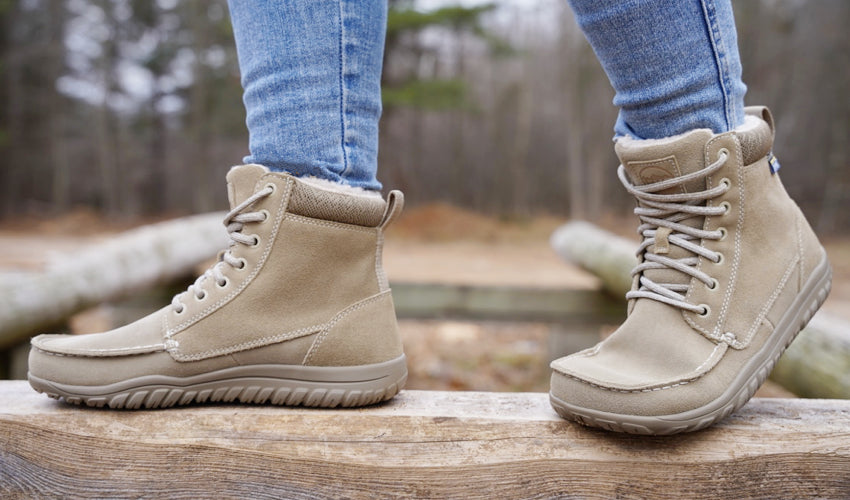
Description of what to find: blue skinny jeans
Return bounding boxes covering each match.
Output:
[227,0,747,189]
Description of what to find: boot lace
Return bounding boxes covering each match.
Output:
[171,184,274,314]
[618,149,731,314]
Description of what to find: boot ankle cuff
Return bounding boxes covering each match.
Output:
[299,176,382,199]
[289,177,387,227]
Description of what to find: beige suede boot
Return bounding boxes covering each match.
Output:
[29,165,407,409]
[549,107,831,434]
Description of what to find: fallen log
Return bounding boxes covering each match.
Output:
[391,282,623,323]
[1,381,848,498]
[0,213,228,350]
[551,220,850,399]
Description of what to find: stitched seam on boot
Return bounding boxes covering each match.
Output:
[683,136,745,343]
[166,179,293,338]
[556,343,727,393]
[32,344,167,358]
[169,324,323,361]
[302,291,392,365]
[553,342,727,393]
[797,213,805,291]
[739,255,798,348]
[715,138,746,338]
[375,229,388,292]
[285,213,376,233]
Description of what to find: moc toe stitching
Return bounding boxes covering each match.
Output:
[552,341,726,395]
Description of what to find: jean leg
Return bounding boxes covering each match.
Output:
[567,0,747,139]
[228,0,386,190]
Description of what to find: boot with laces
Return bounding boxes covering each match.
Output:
[28,164,407,409]
[549,107,831,434]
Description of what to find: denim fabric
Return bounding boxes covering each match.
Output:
[568,0,747,139]
[229,0,747,186]
[228,0,386,190]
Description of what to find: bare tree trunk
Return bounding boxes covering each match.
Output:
[2,2,24,215]
[95,0,120,215]
[47,0,70,214]
[188,0,213,213]
[509,72,533,216]
[562,16,587,220]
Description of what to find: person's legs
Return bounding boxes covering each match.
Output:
[228,0,386,190]
[550,1,831,434]
[568,0,747,139]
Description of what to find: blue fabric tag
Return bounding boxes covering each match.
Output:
[768,153,781,174]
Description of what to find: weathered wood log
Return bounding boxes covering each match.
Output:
[772,313,850,398]
[392,282,623,323]
[1,381,848,499]
[550,220,637,298]
[551,220,850,399]
[0,213,228,349]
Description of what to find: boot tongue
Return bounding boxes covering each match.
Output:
[616,129,714,195]
[615,129,714,289]
[226,164,269,209]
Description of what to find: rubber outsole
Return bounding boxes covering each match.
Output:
[550,257,832,435]
[28,355,407,410]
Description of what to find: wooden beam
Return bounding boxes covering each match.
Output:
[1,381,849,498]
[551,220,850,399]
[0,213,228,350]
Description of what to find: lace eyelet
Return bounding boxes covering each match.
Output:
[719,201,732,215]
[714,253,725,265]
[175,306,185,315]
[249,235,260,247]
[718,227,728,241]
[719,177,731,189]
[259,209,270,223]
[235,258,248,270]
[265,183,276,194]
[216,278,229,289]
[718,148,730,160]
[698,305,711,317]
[195,290,207,301]
[707,278,719,291]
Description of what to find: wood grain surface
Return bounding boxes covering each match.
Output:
[2,381,849,499]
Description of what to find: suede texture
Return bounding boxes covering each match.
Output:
[304,292,403,367]
[29,166,405,386]
[551,107,829,417]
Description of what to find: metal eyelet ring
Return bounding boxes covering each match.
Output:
[720,201,732,215]
[714,253,725,265]
[718,227,728,241]
[719,177,731,189]
[216,278,229,289]
[707,278,719,291]
[236,258,248,270]
[195,290,207,301]
[265,183,276,194]
[259,209,270,222]
[175,306,185,315]
[698,304,711,317]
[250,235,260,247]
[718,147,730,160]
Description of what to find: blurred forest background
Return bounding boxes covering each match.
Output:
[1,0,848,231]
